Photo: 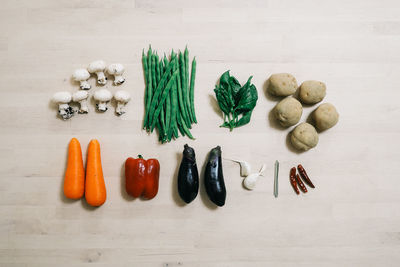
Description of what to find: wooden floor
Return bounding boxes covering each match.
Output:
[1,0,400,266]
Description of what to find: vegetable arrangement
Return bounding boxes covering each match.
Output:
[63,138,107,207]
[214,71,258,131]
[125,155,160,199]
[142,46,197,143]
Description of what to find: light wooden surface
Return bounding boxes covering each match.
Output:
[1,0,400,266]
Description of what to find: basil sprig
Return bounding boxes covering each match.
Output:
[214,71,258,131]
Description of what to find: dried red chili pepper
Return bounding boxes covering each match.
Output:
[290,167,299,195]
[297,164,315,188]
[296,174,307,193]
[125,155,160,200]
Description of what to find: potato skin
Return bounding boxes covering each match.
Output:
[274,97,303,127]
[313,103,339,131]
[268,73,298,96]
[299,80,326,104]
[290,123,319,151]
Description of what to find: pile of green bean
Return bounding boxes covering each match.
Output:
[142,46,197,143]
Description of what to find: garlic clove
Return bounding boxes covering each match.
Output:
[243,173,259,190]
[225,158,251,177]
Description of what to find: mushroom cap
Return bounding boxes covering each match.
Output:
[93,89,112,101]
[114,90,131,102]
[107,63,125,75]
[72,69,90,81]
[72,90,89,102]
[88,60,106,73]
[52,91,72,104]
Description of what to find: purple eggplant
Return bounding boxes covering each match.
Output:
[178,144,199,203]
[204,146,226,207]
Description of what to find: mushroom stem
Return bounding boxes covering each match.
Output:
[114,75,125,85]
[79,80,91,90]
[96,72,107,85]
[97,101,108,112]
[53,91,74,120]
[78,99,89,113]
[58,103,74,120]
[116,102,126,115]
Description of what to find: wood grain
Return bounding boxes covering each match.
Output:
[1,0,400,266]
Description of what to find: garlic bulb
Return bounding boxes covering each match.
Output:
[243,164,266,190]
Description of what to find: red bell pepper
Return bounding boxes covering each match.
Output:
[125,155,160,199]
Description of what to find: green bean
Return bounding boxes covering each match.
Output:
[157,59,168,140]
[150,54,165,135]
[148,59,176,127]
[184,47,193,124]
[162,57,172,140]
[173,120,179,139]
[179,112,194,139]
[189,57,197,123]
[150,70,178,131]
[178,52,191,127]
[163,55,168,69]
[176,63,191,128]
[168,60,179,141]
[151,54,157,93]
[142,50,149,129]
[159,98,166,136]
[176,118,185,137]
[173,61,181,139]
[155,53,161,84]
[154,55,166,136]
[171,49,177,61]
[165,88,171,139]
[144,47,153,131]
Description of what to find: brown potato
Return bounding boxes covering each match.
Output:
[313,103,339,131]
[299,80,326,104]
[274,97,303,127]
[267,73,298,96]
[290,123,319,151]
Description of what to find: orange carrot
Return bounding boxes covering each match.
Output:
[64,138,85,199]
[85,139,107,207]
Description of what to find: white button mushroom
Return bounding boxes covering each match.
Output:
[52,91,74,120]
[88,60,107,85]
[107,63,125,85]
[114,90,131,115]
[93,89,112,112]
[72,69,91,90]
[72,90,89,114]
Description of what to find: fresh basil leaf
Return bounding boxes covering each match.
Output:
[229,76,241,103]
[214,86,230,115]
[220,86,234,112]
[235,110,253,127]
[219,70,230,87]
[235,77,258,113]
